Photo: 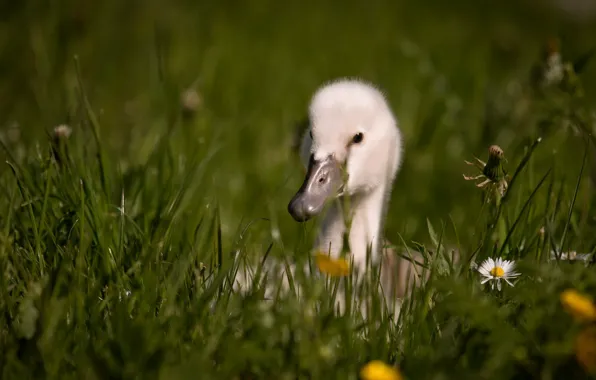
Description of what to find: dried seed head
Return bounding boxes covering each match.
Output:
[488,145,504,160]
[181,88,202,117]
[53,124,72,140]
[464,144,509,198]
[51,124,72,166]
[484,145,506,181]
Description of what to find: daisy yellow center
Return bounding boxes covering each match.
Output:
[490,266,505,278]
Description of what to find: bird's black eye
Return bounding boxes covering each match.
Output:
[352,133,363,144]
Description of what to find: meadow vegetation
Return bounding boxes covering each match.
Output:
[1,1,596,379]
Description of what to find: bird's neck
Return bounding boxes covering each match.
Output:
[315,184,389,271]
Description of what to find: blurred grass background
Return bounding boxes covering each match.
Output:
[2,1,596,378]
[2,0,596,249]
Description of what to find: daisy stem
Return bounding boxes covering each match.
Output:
[494,190,507,256]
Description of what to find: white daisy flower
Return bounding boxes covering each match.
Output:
[477,257,520,291]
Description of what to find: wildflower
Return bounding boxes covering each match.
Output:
[51,124,72,165]
[477,257,520,291]
[181,88,202,118]
[561,289,596,322]
[464,145,508,197]
[315,252,350,277]
[550,251,591,264]
[542,38,565,87]
[576,325,596,374]
[530,37,585,96]
[539,226,545,237]
[53,124,72,140]
[360,360,403,380]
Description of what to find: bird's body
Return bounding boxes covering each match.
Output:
[234,78,433,317]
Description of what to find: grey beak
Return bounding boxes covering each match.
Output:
[288,155,343,222]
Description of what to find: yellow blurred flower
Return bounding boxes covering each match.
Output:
[360,360,402,380]
[315,252,350,277]
[560,289,596,322]
[576,326,596,374]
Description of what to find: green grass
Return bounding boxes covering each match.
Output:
[2,1,596,379]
